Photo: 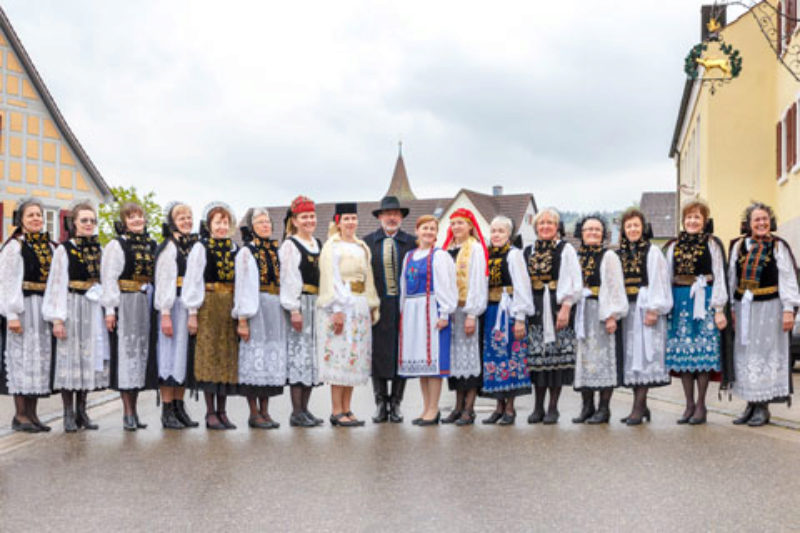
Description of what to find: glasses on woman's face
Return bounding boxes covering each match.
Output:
[78,218,97,225]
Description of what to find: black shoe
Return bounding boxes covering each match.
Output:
[587,408,610,425]
[498,412,516,426]
[161,403,185,430]
[32,419,51,432]
[441,409,461,424]
[543,409,560,425]
[482,411,503,425]
[527,410,545,424]
[134,415,147,429]
[676,406,694,425]
[747,404,770,427]
[688,409,707,425]
[76,408,99,430]
[123,414,137,431]
[388,400,404,423]
[290,413,316,428]
[411,417,423,425]
[63,409,78,433]
[626,408,651,426]
[454,411,476,426]
[372,401,389,423]
[217,411,236,430]
[205,413,226,430]
[304,410,324,426]
[173,400,199,428]
[733,403,755,425]
[572,404,596,424]
[249,415,277,429]
[418,412,441,426]
[13,417,41,433]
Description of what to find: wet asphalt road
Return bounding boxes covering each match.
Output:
[1,383,800,532]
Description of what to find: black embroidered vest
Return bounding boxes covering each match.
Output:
[290,237,320,292]
[202,238,236,283]
[65,236,102,293]
[118,233,156,282]
[578,244,604,300]
[734,238,779,301]
[20,232,53,295]
[488,243,513,303]
[524,240,565,291]
[672,232,713,285]
[617,240,650,300]
[248,237,280,293]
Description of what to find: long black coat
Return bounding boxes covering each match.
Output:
[363,227,416,378]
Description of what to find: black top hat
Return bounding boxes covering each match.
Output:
[334,203,358,219]
[372,196,409,218]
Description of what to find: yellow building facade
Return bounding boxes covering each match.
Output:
[0,7,111,241]
[671,1,800,252]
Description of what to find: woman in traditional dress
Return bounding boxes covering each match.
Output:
[441,208,488,426]
[481,216,534,425]
[571,216,628,425]
[101,202,157,431]
[233,207,286,429]
[664,199,728,425]
[183,203,239,430]
[398,215,458,425]
[43,201,108,432]
[279,196,324,427]
[0,198,55,432]
[728,202,800,426]
[153,202,199,429]
[616,209,672,425]
[524,208,582,424]
[316,203,381,426]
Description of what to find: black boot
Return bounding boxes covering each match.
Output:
[388,379,406,423]
[732,402,755,425]
[75,393,98,430]
[63,408,78,433]
[173,400,199,428]
[747,403,770,427]
[161,402,185,430]
[371,378,389,423]
[572,392,595,424]
[587,407,610,424]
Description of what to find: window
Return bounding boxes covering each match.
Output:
[779,0,797,56]
[43,208,57,240]
[776,102,798,180]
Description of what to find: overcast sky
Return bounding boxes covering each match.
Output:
[3,0,751,216]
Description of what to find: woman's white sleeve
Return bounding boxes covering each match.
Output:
[154,241,178,315]
[709,239,728,309]
[0,240,24,320]
[508,248,534,320]
[777,241,800,311]
[556,243,582,305]
[42,245,69,323]
[232,246,260,319]
[462,241,488,318]
[100,239,124,317]
[598,251,628,321]
[727,240,741,306]
[181,242,207,315]
[279,240,303,312]
[645,245,673,315]
[433,249,458,319]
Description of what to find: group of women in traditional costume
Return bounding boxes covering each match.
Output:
[1,194,797,433]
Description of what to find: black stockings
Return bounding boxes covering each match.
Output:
[680,372,709,418]
[534,385,562,415]
[290,385,312,415]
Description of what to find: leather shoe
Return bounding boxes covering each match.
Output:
[304,410,324,426]
[388,401,404,423]
[733,403,755,425]
[747,404,770,427]
[217,411,237,430]
[441,409,461,424]
[205,413,226,430]
[498,412,516,426]
[290,413,316,427]
[542,409,559,425]
[455,411,476,426]
[572,404,596,424]
[418,412,440,426]
[586,408,610,425]
[63,409,78,433]
[134,414,147,429]
[527,410,545,424]
[123,414,137,431]
[76,408,99,430]
[482,411,503,425]
[372,401,389,423]
[173,400,199,428]
[249,415,277,429]
[12,417,41,433]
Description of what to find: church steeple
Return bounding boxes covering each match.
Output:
[384,141,416,201]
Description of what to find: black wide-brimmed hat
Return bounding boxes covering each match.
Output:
[334,203,358,219]
[372,196,409,218]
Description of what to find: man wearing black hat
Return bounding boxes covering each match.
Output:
[362,196,415,422]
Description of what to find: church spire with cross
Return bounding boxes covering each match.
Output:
[383,141,417,201]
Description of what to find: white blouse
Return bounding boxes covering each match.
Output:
[450,240,488,318]
[0,237,55,321]
[182,241,240,316]
[528,239,583,306]
[641,245,673,315]
[597,250,629,321]
[665,237,728,310]
[727,238,800,312]
[42,245,70,323]
[232,246,260,320]
[278,236,319,312]
[154,240,179,315]
[99,239,126,317]
[507,247,535,322]
[400,248,458,321]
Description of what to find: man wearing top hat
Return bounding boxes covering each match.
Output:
[362,196,415,423]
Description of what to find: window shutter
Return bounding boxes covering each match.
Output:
[778,120,783,179]
[779,2,785,55]
[59,209,70,243]
[792,103,798,170]
[790,0,797,39]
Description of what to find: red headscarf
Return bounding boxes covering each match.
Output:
[290,195,315,215]
[442,208,489,275]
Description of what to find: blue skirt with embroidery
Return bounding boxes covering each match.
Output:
[482,303,531,398]
[665,286,721,373]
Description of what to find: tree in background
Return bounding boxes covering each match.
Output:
[98,185,163,245]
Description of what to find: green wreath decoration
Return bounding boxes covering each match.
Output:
[684,41,742,80]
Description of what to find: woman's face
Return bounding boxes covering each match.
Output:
[125,211,145,234]
[490,223,510,247]
[294,211,317,236]
[338,213,358,239]
[21,204,43,234]
[210,212,230,239]
[535,214,557,241]
[416,221,438,248]
[683,208,705,235]
[252,213,272,239]
[450,218,471,243]
[750,208,771,238]
[74,209,97,238]
[174,209,193,236]
[581,219,604,246]
[623,216,643,243]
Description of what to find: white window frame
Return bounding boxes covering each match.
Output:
[43,207,58,240]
